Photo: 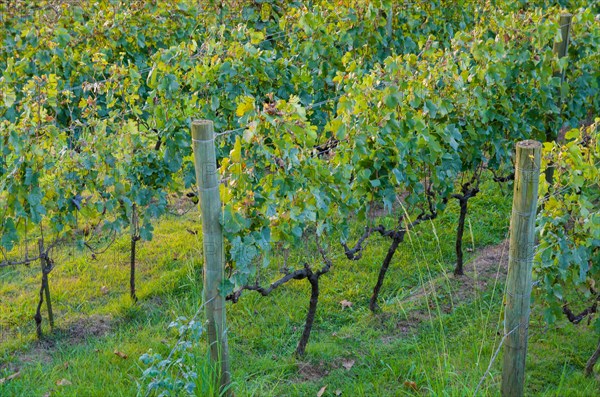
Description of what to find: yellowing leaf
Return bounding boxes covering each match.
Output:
[249,31,265,45]
[260,4,271,22]
[236,96,255,117]
[220,157,230,170]
[147,67,158,88]
[231,137,242,163]
[243,121,258,143]
[3,88,16,107]
[220,184,232,203]
[46,74,59,107]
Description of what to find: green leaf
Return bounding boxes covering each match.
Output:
[552,284,563,300]
[564,128,579,141]
[164,144,182,172]
[140,222,154,241]
[3,88,16,107]
[291,226,303,238]
[384,92,400,108]
[1,218,19,250]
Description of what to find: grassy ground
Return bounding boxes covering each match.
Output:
[1,181,599,396]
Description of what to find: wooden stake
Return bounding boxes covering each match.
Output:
[546,13,572,183]
[553,13,572,83]
[501,140,541,397]
[191,120,232,395]
[386,5,393,42]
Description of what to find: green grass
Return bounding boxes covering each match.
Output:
[1,181,599,396]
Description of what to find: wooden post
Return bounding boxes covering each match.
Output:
[191,120,232,395]
[546,13,572,183]
[386,4,393,42]
[501,140,541,397]
[383,4,393,56]
[553,13,572,84]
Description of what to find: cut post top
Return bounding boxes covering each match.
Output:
[191,120,214,141]
[517,140,542,149]
[192,119,213,126]
[558,14,573,28]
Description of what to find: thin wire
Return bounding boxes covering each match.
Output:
[306,93,344,110]
[214,89,345,139]
[63,67,152,92]
[215,127,245,137]
[474,322,521,396]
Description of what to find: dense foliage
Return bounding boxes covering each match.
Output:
[535,120,600,374]
[1,0,599,384]
[536,121,599,324]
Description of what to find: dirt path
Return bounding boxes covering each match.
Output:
[395,241,509,335]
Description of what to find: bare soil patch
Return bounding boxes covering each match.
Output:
[394,241,509,335]
[2,314,114,381]
[66,314,113,343]
[297,360,332,381]
[166,193,196,216]
[18,340,54,366]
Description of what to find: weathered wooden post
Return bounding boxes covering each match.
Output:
[501,140,541,397]
[553,13,572,84]
[191,120,232,395]
[546,13,572,184]
[386,4,393,43]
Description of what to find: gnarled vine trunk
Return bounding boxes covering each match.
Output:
[130,204,139,302]
[585,337,600,377]
[130,235,139,302]
[370,235,403,312]
[454,198,468,276]
[227,246,332,358]
[35,239,54,338]
[453,182,479,276]
[296,275,319,357]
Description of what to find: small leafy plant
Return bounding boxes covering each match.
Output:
[138,314,223,397]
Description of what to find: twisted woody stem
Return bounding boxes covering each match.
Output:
[226,234,333,356]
